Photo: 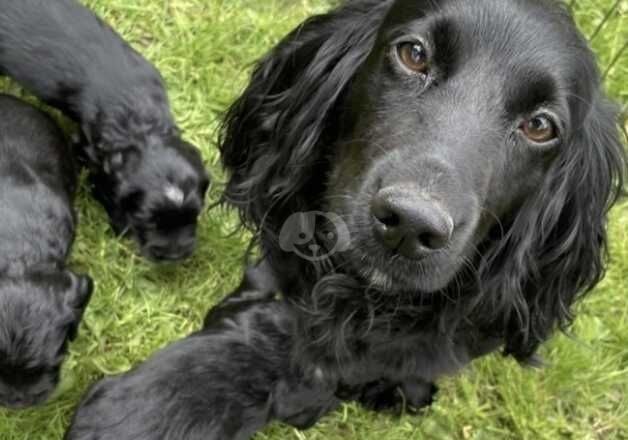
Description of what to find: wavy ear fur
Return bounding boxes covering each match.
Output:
[480,96,626,361]
[220,0,393,241]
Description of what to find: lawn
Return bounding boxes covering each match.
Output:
[0,0,626,439]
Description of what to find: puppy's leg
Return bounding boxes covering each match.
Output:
[204,262,280,327]
[68,297,337,440]
[356,378,438,415]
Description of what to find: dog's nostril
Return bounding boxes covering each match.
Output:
[377,212,400,228]
[372,196,400,228]
[418,230,449,251]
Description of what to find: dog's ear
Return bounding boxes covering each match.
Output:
[487,95,626,362]
[63,273,94,341]
[220,0,393,236]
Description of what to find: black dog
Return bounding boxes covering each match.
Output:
[65,264,339,440]
[220,0,625,422]
[0,0,210,261]
[0,94,93,409]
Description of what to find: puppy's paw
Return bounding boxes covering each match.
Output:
[357,379,437,415]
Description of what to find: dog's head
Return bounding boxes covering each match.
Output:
[0,271,93,409]
[84,134,210,262]
[221,0,626,359]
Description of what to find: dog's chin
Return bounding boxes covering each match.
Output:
[0,379,57,409]
[346,249,461,294]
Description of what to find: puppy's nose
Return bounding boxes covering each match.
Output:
[146,239,195,262]
[371,187,453,260]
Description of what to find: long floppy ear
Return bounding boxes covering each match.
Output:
[220,0,393,239]
[484,95,626,362]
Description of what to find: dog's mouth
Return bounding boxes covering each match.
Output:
[0,376,56,410]
[135,233,197,262]
[346,246,463,294]
[141,243,195,262]
[131,224,198,263]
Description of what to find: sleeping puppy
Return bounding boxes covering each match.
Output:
[65,264,338,440]
[0,94,93,409]
[0,0,210,261]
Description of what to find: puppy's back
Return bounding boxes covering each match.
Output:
[0,94,76,273]
[0,95,74,188]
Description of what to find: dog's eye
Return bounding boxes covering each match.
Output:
[396,41,429,74]
[520,114,558,144]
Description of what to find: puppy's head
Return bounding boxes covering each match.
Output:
[0,271,93,409]
[85,134,210,262]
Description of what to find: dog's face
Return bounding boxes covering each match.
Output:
[90,136,210,262]
[324,0,596,293]
[0,271,93,409]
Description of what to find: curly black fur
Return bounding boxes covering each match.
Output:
[0,94,93,409]
[0,0,210,261]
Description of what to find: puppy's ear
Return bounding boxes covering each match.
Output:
[63,273,94,341]
[220,0,393,234]
[488,95,626,361]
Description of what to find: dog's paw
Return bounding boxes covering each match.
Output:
[357,379,437,415]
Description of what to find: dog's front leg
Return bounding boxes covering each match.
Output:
[350,378,438,415]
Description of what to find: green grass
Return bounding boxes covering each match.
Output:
[0,0,626,439]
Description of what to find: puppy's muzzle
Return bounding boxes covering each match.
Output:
[145,238,196,262]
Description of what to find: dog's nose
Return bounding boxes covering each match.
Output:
[371,187,453,260]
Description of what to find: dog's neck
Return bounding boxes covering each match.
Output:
[257,248,503,379]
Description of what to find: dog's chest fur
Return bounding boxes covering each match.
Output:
[299,311,501,386]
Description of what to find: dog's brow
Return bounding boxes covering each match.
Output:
[505,70,558,118]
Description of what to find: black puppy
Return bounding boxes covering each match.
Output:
[65,264,338,440]
[0,0,210,261]
[0,94,93,409]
